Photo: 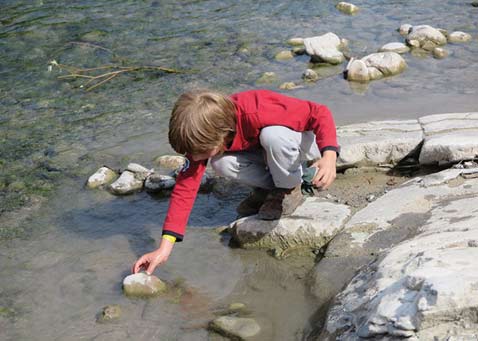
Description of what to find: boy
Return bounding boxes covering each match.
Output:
[132,89,339,275]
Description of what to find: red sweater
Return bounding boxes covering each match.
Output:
[162,90,339,241]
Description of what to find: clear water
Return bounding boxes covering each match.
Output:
[0,0,477,340]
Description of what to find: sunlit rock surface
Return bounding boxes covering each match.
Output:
[304,32,345,65]
[86,166,118,189]
[123,273,167,298]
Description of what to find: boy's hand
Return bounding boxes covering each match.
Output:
[311,150,337,190]
[132,238,175,275]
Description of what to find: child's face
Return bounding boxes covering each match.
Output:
[191,147,221,161]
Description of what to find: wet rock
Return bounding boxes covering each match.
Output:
[274,50,294,61]
[97,305,121,323]
[407,25,447,48]
[302,69,319,82]
[407,39,421,48]
[432,47,448,59]
[231,198,351,257]
[418,113,478,165]
[287,37,304,46]
[209,316,261,339]
[336,2,359,15]
[144,173,176,192]
[448,31,472,43]
[153,155,186,172]
[320,173,478,339]
[255,72,278,85]
[345,52,407,82]
[279,82,301,90]
[473,1,478,7]
[292,46,306,55]
[229,302,247,312]
[304,32,345,65]
[87,166,118,189]
[399,24,413,36]
[126,163,152,180]
[108,170,144,195]
[337,119,423,169]
[123,273,167,298]
[378,42,410,54]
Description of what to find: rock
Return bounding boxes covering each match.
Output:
[144,173,176,192]
[407,25,447,48]
[231,197,351,257]
[399,24,413,36]
[418,113,478,165]
[302,69,319,82]
[123,273,167,297]
[378,42,410,54]
[346,52,407,82]
[292,46,306,55]
[303,32,345,65]
[279,82,301,90]
[287,37,304,46]
[407,39,421,48]
[336,2,359,15]
[337,119,423,169]
[86,166,118,189]
[229,302,247,311]
[432,47,448,59]
[421,40,438,51]
[97,305,121,323]
[473,1,478,7]
[126,163,152,181]
[153,155,186,172]
[209,316,261,339]
[256,72,278,85]
[108,170,144,195]
[274,50,294,61]
[448,31,472,43]
[320,171,478,339]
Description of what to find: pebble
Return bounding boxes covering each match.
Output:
[275,50,294,61]
[336,2,359,15]
[302,69,319,82]
[366,194,375,202]
[433,47,449,59]
[97,305,121,323]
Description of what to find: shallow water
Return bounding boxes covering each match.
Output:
[1,0,477,340]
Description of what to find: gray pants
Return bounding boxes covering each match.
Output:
[210,126,321,190]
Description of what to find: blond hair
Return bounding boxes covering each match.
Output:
[169,90,236,155]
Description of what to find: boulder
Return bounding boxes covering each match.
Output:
[337,119,423,169]
[418,113,478,165]
[407,25,447,48]
[303,33,345,65]
[448,31,472,43]
[122,273,167,298]
[320,169,478,340]
[153,155,186,172]
[346,52,407,82]
[209,316,261,339]
[86,166,118,189]
[231,197,351,257]
[108,170,144,195]
[336,2,359,15]
[378,42,410,54]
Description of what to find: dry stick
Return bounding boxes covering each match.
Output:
[86,73,119,91]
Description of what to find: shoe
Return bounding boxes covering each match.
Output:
[257,185,304,220]
[236,188,270,217]
[301,166,318,195]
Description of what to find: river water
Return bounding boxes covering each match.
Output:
[0,0,477,340]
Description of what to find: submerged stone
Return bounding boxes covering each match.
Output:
[108,170,144,195]
[123,273,167,298]
[336,2,359,15]
[86,166,118,189]
[287,37,304,46]
[378,42,410,54]
[302,69,319,82]
[279,82,300,90]
[209,316,261,339]
[448,31,472,43]
[274,50,294,61]
[97,305,121,323]
[255,72,278,85]
[432,47,448,59]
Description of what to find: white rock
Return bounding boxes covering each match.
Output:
[303,32,345,65]
[153,155,186,172]
[336,2,359,15]
[346,59,369,82]
[126,163,151,174]
[418,113,478,165]
[302,69,319,81]
[346,52,407,82]
[337,120,423,168]
[287,37,304,46]
[407,25,447,47]
[86,166,118,189]
[448,31,472,43]
[378,42,410,54]
[231,198,351,256]
[399,24,413,36]
[123,273,167,297]
[209,316,261,339]
[432,47,448,59]
[108,170,144,195]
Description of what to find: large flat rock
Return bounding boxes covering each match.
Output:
[311,168,478,307]
[231,197,351,257]
[320,173,478,339]
[419,113,478,165]
[337,120,423,169]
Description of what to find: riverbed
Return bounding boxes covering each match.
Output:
[1,0,477,340]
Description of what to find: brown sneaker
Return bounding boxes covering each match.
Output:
[257,185,304,220]
[236,188,270,217]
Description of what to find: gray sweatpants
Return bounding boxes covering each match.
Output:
[210,126,321,190]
